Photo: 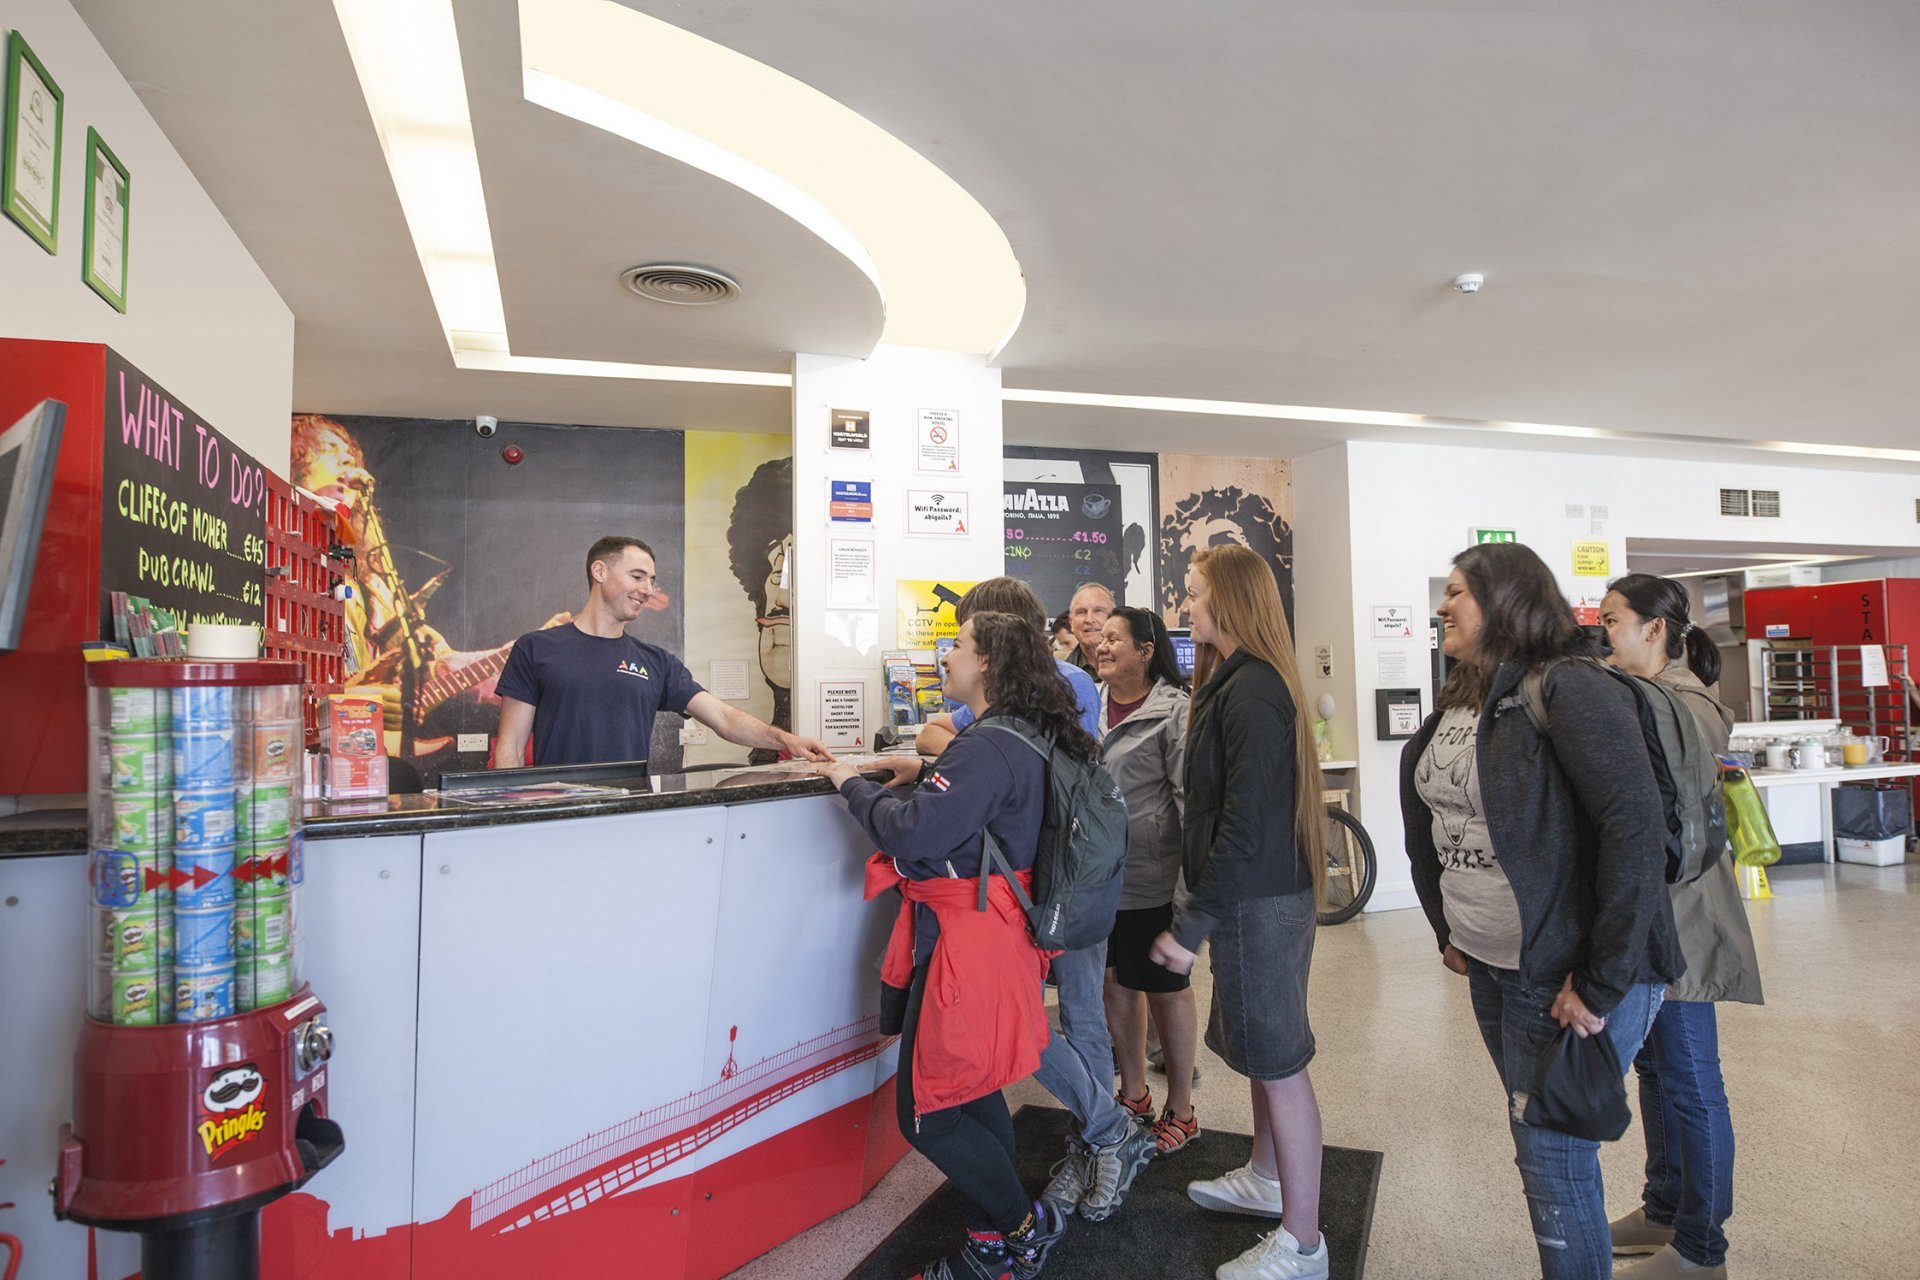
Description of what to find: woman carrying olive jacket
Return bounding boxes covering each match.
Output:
[1402,542,1683,1280]
[1600,574,1761,1280]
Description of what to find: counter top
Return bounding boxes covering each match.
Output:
[1744,761,1920,788]
[0,762,887,856]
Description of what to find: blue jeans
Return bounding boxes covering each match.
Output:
[1034,940,1132,1148]
[1636,999,1735,1267]
[1468,962,1663,1280]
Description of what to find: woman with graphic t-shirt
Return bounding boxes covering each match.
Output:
[1401,542,1682,1280]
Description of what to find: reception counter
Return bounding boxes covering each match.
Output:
[0,766,907,1280]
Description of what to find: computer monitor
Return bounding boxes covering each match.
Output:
[0,399,66,654]
[1166,627,1196,679]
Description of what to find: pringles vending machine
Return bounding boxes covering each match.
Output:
[54,659,343,1277]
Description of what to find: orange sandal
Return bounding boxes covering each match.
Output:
[1152,1106,1199,1154]
[1116,1087,1154,1120]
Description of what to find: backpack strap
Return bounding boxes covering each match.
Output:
[978,828,1037,915]
[974,718,1050,917]
[1514,655,1596,737]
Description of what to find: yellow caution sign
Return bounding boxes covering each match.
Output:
[1737,864,1773,900]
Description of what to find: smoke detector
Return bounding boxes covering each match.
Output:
[1452,273,1485,294]
[620,264,741,306]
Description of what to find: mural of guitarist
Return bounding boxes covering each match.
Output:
[291,415,568,777]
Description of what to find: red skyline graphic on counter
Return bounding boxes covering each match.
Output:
[218,1017,907,1280]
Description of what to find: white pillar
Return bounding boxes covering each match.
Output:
[790,346,1005,745]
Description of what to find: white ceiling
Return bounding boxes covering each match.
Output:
[74,0,1920,458]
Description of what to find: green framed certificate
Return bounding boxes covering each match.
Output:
[3,30,64,253]
[82,128,129,311]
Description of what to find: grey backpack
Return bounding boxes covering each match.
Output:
[974,715,1129,951]
[1517,659,1728,884]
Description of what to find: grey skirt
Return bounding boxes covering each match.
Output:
[1204,888,1317,1080]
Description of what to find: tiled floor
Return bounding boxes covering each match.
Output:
[728,860,1920,1279]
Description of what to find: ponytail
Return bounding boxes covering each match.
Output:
[1681,621,1722,686]
[1609,572,1721,687]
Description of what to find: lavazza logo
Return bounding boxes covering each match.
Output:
[1004,488,1069,514]
[616,659,651,680]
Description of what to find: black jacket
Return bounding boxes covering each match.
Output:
[1401,658,1684,1015]
[1172,651,1309,950]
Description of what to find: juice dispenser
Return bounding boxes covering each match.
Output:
[53,659,342,1278]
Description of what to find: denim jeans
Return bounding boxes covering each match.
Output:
[1636,998,1735,1267]
[1034,940,1131,1148]
[1467,961,1663,1280]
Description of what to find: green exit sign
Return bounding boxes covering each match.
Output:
[1472,527,1517,544]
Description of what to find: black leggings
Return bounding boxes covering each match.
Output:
[898,965,1030,1234]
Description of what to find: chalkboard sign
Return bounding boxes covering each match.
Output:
[1004,481,1126,617]
[100,350,267,634]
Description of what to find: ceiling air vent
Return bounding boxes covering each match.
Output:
[1719,488,1750,517]
[619,264,741,306]
[1751,490,1782,518]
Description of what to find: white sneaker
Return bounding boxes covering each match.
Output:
[1215,1227,1330,1280]
[1187,1163,1284,1217]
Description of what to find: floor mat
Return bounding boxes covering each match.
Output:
[844,1105,1382,1280]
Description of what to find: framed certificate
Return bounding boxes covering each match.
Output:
[82,128,130,311]
[3,30,64,253]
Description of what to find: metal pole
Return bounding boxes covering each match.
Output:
[140,1209,259,1280]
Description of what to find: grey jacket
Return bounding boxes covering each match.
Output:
[1099,679,1189,910]
[1652,664,1764,1006]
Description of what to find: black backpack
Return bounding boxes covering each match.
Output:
[973,716,1129,950]
[1515,658,1728,884]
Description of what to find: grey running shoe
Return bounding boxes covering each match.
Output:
[1080,1120,1157,1223]
[1041,1137,1093,1216]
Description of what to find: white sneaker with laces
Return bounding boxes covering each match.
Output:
[1215,1226,1329,1280]
[1186,1163,1284,1217]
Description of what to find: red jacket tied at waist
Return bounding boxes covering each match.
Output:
[864,852,1053,1116]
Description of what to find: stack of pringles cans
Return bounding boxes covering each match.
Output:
[86,660,307,1026]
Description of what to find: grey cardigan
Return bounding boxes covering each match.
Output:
[1402,658,1685,1015]
[1099,679,1189,910]
[1652,664,1764,1006]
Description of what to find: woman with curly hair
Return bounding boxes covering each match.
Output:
[822,611,1101,1280]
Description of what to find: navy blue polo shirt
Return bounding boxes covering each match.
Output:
[496,624,703,766]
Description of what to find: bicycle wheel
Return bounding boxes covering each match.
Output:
[1319,805,1377,925]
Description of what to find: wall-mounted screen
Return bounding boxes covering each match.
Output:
[1167,626,1196,679]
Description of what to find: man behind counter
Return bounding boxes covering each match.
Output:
[493,536,833,768]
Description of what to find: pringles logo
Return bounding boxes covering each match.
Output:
[198,1063,267,1161]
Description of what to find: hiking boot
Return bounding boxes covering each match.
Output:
[1006,1199,1068,1279]
[1215,1226,1329,1280]
[1079,1119,1156,1223]
[1116,1086,1154,1121]
[1614,1246,1727,1279]
[1152,1105,1200,1155]
[1610,1208,1677,1257]
[910,1229,1011,1280]
[1187,1163,1283,1217]
[1041,1138,1093,1216]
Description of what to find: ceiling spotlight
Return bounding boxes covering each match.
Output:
[1452,273,1485,294]
[620,264,741,305]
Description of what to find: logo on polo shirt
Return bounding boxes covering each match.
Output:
[617,659,650,679]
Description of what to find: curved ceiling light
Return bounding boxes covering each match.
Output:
[332,0,789,386]
[517,0,1026,357]
[1001,386,1920,464]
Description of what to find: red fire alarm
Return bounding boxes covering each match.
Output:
[501,445,524,465]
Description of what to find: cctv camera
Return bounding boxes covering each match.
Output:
[475,415,499,438]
